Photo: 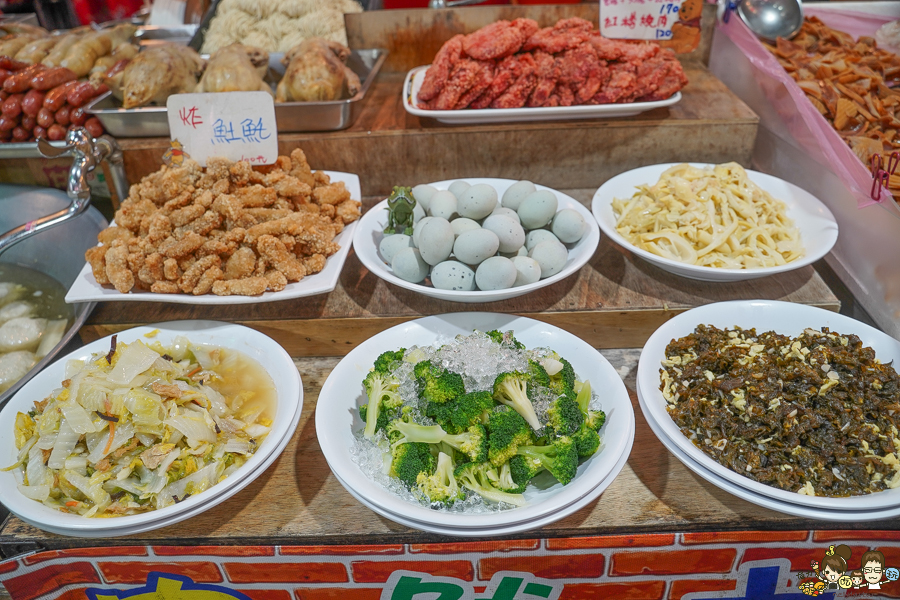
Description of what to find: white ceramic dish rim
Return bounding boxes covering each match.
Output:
[403,66,682,122]
[352,178,600,303]
[64,171,360,305]
[329,416,633,536]
[315,312,634,528]
[591,163,839,280]
[0,321,302,532]
[636,378,900,522]
[637,299,900,511]
[11,395,303,537]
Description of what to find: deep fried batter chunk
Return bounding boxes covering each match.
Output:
[257,235,307,282]
[85,246,109,285]
[193,265,224,295]
[523,17,594,54]
[224,247,257,280]
[180,255,221,294]
[312,181,351,206]
[212,277,268,296]
[265,270,288,292]
[105,245,134,293]
[463,19,538,61]
[336,200,362,224]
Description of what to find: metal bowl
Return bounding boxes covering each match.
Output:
[0,184,107,407]
[737,0,804,42]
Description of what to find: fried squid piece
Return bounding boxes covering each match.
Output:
[419,34,464,102]
[212,277,268,296]
[462,18,538,61]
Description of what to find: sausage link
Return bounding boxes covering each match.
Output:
[54,105,70,126]
[83,117,104,138]
[20,114,35,130]
[11,126,29,141]
[21,88,44,117]
[43,80,78,111]
[32,125,47,140]
[0,69,10,87]
[66,82,97,107]
[0,115,19,131]
[2,63,45,93]
[47,123,66,141]
[1,93,23,119]
[36,107,54,128]
[30,67,76,91]
[0,57,27,71]
[69,106,86,126]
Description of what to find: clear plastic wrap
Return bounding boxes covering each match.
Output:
[717,9,895,208]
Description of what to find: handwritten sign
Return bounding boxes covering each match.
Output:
[166,91,277,167]
[599,0,685,41]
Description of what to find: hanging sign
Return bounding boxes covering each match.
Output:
[599,0,686,41]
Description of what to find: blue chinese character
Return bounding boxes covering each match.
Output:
[212,119,241,144]
[241,118,271,143]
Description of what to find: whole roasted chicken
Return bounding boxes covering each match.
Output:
[275,38,361,102]
[114,44,205,108]
[196,44,272,95]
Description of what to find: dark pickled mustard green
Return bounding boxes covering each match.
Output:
[661,324,900,498]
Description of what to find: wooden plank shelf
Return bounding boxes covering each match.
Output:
[80,188,839,356]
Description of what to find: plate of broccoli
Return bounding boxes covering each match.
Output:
[316,312,634,530]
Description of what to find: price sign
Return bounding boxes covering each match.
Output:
[599,0,685,41]
[166,91,278,167]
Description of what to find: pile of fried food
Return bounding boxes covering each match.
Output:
[97,38,358,109]
[418,17,688,110]
[86,149,361,297]
[767,17,900,198]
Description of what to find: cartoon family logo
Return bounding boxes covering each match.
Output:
[797,545,899,596]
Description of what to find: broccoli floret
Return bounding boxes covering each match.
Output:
[585,409,606,432]
[417,451,464,505]
[575,379,592,414]
[359,403,399,437]
[548,357,576,395]
[493,372,542,431]
[390,442,436,489]
[362,371,403,440]
[444,423,488,463]
[414,360,465,404]
[454,461,526,506]
[509,454,542,487]
[485,329,525,350]
[387,420,447,446]
[547,393,584,436]
[495,461,527,494]
[486,406,534,466]
[572,422,601,458]
[374,349,406,374]
[516,436,578,485]
[527,359,550,389]
[424,390,494,434]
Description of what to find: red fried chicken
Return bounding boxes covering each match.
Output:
[455,60,495,109]
[588,35,659,63]
[463,18,538,61]
[589,62,637,104]
[431,58,486,110]
[634,50,688,102]
[469,53,520,109]
[491,53,537,109]
[523,17,594,53]
[527,50,559,107]
[419,34,464,102]
[557,42,608,105]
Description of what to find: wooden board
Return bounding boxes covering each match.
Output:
[112,66,758,199]
[79,188,839,357]
[0,347,888,558]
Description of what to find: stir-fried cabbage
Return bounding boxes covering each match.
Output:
[8,336,274,517]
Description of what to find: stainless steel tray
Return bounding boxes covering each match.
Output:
[85,48,387,137]
[0,141,67,159]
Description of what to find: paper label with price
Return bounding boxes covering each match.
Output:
[166,91,278,167]
[599,0,684,41]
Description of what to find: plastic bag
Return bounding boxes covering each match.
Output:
[717,8,895,208]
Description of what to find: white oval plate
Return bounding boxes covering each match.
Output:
[591,163,838,282]
[637,300,900,511]
[637,379,900,522]
[316,312,634,528]
[0,321,302,535]
[328,416,633,536]
[403,66,682,125]
[65,171,359,305]
[352,178,600,303]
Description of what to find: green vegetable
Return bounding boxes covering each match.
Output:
[424,390,494,434]
[374,349,406,375]
[362,370,403,440]
[454,461,526,506]
[547,392,584,436]
[485,329,525,350]
[492,371,542,431]
[414,360,465,404]
[509,454,542,488]
[416,451,464,505]
[390,442,436,489]
[516,436,578,485]
[486,406,534,467]
[572,422,601,458]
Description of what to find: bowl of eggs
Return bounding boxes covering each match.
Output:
[352,178,600,303]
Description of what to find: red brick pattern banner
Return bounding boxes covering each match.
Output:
[0,531,899,600]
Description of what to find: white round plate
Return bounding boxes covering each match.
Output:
[330,418,632,536]
[65,172,359,305]
[637,379,900,522]
[637,300,900,511]
[0,321,302,535]
[316,312,634,528]
[403,66,682,125]
[352,179,600,303]
[591,163,838,281]
[13,396,303,537]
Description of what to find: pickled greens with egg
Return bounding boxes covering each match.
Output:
[8,335,275,517]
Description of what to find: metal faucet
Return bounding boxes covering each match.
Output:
[428,0,489,8]
[0,127,126,257]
